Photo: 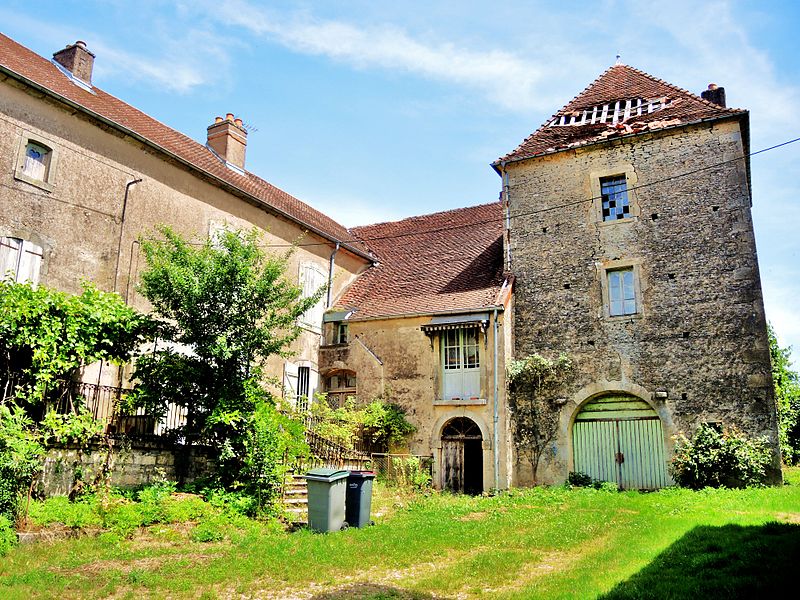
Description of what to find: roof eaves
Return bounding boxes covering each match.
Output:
[346,304,506,323]
[0,62,376,263]
[492,112,747,170]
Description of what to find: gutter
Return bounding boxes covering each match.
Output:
[0,64,375,264]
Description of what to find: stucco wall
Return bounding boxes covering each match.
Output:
[505,118,780,485]
[319,312,513,490]
[0,77,370,393]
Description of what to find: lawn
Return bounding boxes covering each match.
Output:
[2,470,800,599]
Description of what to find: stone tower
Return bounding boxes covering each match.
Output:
[494,64,780,487]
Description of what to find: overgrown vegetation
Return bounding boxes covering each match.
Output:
[129,226,316,509]
[770,324,800,464]
[0,405,44,522]
[671,423,773,489]
[507,353,573,483]
[302,396,416,452]
[0,280,152,404]
[3,470,800,597]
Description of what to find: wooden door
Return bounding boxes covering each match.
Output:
[442,440,464,492]
[573,395,670,490]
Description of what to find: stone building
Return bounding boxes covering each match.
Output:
[493,64,780,487]
[320,203,514,492]
[0,35,374,404]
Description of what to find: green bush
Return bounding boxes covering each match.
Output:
[0,404,44,521]
[566,471,619,491]
[0,514,16,556]
[671,423,773,489]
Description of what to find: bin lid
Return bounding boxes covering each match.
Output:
[304,468,349,482]
[348,471,376,480]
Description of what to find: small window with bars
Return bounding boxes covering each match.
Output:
[600,175,630,221]
[296,366,311,412]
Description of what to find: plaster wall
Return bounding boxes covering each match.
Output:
[0,78,369,392]
[505,118,779,485]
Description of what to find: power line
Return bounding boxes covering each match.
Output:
[251,135,800,250]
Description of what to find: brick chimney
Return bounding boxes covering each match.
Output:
[701,83,726,108]
[53,40,95,86]
[206,113,248,171]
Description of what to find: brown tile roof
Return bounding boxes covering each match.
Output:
[0,34,371,259]
[338,202,506,319]
[496,64,745,165]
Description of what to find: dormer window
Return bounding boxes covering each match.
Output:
[548,97,671,127]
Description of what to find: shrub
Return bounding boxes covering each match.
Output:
[0,514,16,556]
[566,471,618,491]
[671,423,773,489]
[0,404,44,521]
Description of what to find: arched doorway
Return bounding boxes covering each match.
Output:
[572,394,669,490]
[441,417,483,494]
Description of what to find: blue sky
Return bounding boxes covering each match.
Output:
[3,1,799,362]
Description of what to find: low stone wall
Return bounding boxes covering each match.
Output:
[38,440,217,496]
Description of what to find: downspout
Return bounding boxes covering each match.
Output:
[501,162,511,271]
[114,178,142,293]
[493,306,500,491]
[326,242,340,308]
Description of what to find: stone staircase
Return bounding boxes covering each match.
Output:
[283,471,309,522]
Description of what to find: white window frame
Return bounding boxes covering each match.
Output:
[598,259,644,320]
[0,236,44,285]
[14,132,59,192]
[440,327,482,401]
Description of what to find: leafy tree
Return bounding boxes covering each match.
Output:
[0,280,152,405]
[507,353,573,484]
[769,324,800,464]
[132,226,318,495]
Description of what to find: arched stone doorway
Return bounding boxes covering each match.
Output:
[441,417,483,494]
[572,394,670,490]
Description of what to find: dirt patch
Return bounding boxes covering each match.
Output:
[775,512,800,524]
[54,551,220,577]
[456,512,487,522]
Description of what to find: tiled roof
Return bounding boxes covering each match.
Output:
[0,34,370,258]
[338,202,506,319]
[496,64,745,165]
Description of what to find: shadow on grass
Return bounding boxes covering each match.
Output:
[310,583,442,599]
[601,522,800,599]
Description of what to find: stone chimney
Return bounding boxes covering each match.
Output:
[206,113,248,171]
[53,41,95,86]
[701,83,726,108]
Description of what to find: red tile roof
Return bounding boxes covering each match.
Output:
[337,202,506,319]
[496,64,745,165]
[0,34,371,259]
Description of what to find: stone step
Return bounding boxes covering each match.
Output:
[284,488,307,496]
[284,497,308,506]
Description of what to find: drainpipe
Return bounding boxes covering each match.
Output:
[326,242,340,308]
[501,162,511,271]
[493,306,500,491]
[114,178,142,293]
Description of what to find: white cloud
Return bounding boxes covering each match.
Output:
[207,0,548,111]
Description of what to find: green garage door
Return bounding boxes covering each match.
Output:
[573,395,670,490]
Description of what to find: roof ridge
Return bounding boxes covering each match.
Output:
[350,201,500,234]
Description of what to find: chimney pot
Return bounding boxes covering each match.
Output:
[53,40,96,86]
[207,114,248,171]
[701,84,726,108]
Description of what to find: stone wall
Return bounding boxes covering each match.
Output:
[505,118,780,485]
[38,441,217,496]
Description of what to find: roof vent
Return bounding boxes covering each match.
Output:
[206,113,248,172]
[53,40,95,86]
[701,84,726,108]
[548,97,671,127]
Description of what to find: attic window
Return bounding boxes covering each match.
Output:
[548,97,671,127]
[15,135,58,192]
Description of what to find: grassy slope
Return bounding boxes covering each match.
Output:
[2,471,800,599]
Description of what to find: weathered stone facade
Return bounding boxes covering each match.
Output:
[503,117,779,485]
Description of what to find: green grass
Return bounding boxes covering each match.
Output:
[3,470,800,599]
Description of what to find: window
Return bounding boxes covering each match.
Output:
[442,328,481,400]
[22,142,51,182]
[600,175,630,221]
[324,370,356,408]
[15,135,57,191]
[607,268,637,316]
[299,263,326,331]
[336,322,349,345]
[0,237,43,284]
[296,366,311,412]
